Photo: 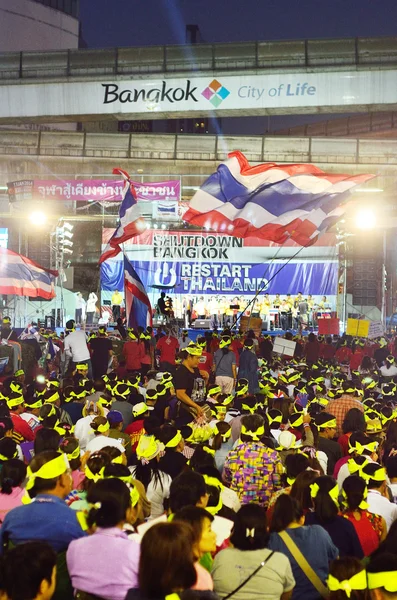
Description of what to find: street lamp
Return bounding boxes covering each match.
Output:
[29,211,47,226]
[355,208,377,230]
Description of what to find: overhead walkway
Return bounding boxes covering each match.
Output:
[1,37,397,122]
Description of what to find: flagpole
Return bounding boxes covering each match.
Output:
[232,239,312,332]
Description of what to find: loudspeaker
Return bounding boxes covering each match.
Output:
[193,319,212,329]
[350,232,383,307]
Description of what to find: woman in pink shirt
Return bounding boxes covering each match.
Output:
[0,459,27,523]
[60,436,85,491]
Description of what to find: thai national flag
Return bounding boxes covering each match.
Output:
[99,168,146,264]
[183,151,375,245]
[0,248,57,299]
[124,255,152,330]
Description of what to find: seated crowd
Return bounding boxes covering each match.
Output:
[0,324,396,600]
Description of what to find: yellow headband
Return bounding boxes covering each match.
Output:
[185,345,202,356]
[367,571,397,592]
[128,332,137,340]
[76,363,88,371]
[203,474,223,515]
[235,384,249,396]
[208,386,221,397]
[54,420,74,436]
[97,396,112,407]
[220,428,231,442]
[220,394,234,406]
[341,487,369,511]
[349,440,378,455]
[290,414,304,427]
[267,413,283,425]
[0,450,18,461]
[241,424,264,441]
[65,445,80,461]
[327,570,367,598]
[241,403,258,415]
[317,418,337,429]
[310,482,339,506]
[219,338,231,348]
[45,391,60,404]
[6,395,24,409]
[25,453,69,492]
[96,421,110,434]
[202,446,215,456]
[165,431,182,448]
[111,454,124,464]
[347,457,370,479]
[84,465,105,482]
[27,399,43,409]
[128,483,140,507]
[367,467,387,482]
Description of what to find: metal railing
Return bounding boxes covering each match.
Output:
[2,130,397,166]
[0,36,397,81]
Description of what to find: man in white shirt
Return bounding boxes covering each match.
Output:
[364,462,397,531]
[64,319,92,378]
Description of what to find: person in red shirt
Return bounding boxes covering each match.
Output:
[335,341,353,364]
[320,336,336,361]
[304,333,321,365]
[124,402,153,451]
[156,329,179,373]
[230,336,243,367]
[350,342,366,372]
[122,330,144,373]
[6,392,35,442]
[196,337,213,377]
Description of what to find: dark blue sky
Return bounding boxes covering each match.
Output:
[80,0,397,48]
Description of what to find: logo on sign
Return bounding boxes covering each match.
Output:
[154,263,177,287]
[202,79,230,107]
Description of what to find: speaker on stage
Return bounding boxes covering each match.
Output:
[193,319,212,329]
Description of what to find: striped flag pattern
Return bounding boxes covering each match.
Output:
[99,168,146,264]
[124,255,152,331]
[183,151,375,245]
[0,248,57,299]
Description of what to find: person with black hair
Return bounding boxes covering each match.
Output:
[33,428,61,455]
[315,412,342,475]
[266,453,310,526]
[336,431,378,488]
[237,339,259,394]
[268,494,338,600]
[367,552,397,600]
[0,459,26,521]
[59,436,85,491]
[213,336,237,395]
[364,463,397,531]
[341,475,386,556]
[0,450,84,553]
[86,416,126,455]
[0,541,57,600]
[174,506,216,591]
[212,503,295,600]
[125,521,218,600]
[327,557,367,600]
[66,478,140,600]
[130,435,171,520]
[338,408,367,456]
[327,380,364,436]
[169,471,208,515]
[304,475,364,558]
[386,454,397,501]
[157,425,187,479]
[89,326,113,379]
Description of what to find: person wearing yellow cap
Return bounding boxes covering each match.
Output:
[305,475,364,558]
[363,463,397,531]
[0,450,85,558]
[223,414,283,506]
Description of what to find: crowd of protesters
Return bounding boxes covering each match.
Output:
[0,320,396,600]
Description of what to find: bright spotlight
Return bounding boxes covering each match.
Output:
[355,208,377,230]
[29,211,47,226]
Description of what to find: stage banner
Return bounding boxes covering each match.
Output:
[100,229,338,297]
[101,258,337,296]
[7,179,180,203]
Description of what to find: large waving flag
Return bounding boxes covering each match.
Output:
[124,255,152,330]
[0,248,57,299]
[183,151,375,245]
[99,168,145,264]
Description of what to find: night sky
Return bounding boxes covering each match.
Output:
[80,0,397,48]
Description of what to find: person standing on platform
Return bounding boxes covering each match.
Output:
[194,297,207,319]
[260,294,271,331]
[86,292,98,326]
[111,290,123,323]
[89,326,113,379]
[75,292,84,325]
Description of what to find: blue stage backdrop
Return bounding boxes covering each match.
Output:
[101,259,337,296]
